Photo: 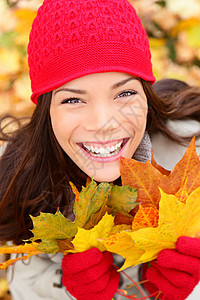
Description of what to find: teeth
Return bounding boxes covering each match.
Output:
[100,148,104,155]
[84,144,90,151]
[83,141,123,157]
[105,147,111,154]
[114,144,119,150]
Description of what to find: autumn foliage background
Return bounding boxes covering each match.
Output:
[0,0,200,298]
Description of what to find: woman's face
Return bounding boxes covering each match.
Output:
[50,72,148,182]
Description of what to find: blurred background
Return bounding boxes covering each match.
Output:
[0,0,200,299]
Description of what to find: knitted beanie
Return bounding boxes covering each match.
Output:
[28,0,155,104]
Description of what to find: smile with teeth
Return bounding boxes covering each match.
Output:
[82,140,123,157]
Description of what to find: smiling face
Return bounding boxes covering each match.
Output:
[50,72,148,182]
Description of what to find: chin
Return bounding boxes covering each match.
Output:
[91,171,121,183]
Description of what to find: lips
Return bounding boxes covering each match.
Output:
[77,138,129,159]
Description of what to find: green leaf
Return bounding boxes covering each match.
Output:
[36,240,59,254]
[108,185,138,214]
[83,205,112,230]
[30,210,77,241]
[74,180,112,227]
[28,181,138,256]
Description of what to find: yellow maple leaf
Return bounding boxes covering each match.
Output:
[178,186,200,237]
[103,231,144,271]
[71,213,115,253]
[104,186,200,269]
[127,186,200,266]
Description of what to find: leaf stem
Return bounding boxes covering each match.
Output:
[114,264,146,299]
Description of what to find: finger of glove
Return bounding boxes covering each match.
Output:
[64,266,111,295]
[141,263,162,297]
[157,249,200,277]
[150,261,195,289]
[146,266,193,300]
[73,266,118,295]
[64,267,120,299]
[62,248,104,274]
[177,236,200,258]
[65,251,113,285]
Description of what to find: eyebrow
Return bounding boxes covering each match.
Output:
[54,88,87,95]
[54,76,136,95]
[111,77,136,89]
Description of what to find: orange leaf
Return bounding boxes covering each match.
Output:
[69,181,80,202]
[120,157,163,207]
[167,138,200,195]
[0,242,39,254]
[133,205,159,229]
[120,137,200,208]
[0,243,42,270]
[175,179,188,204]
[86,177,92,187]
[0,253,38,270]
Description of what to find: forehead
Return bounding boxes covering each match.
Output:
[53,72,138,91]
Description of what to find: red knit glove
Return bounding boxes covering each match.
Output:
[62,248,120,300]
[143,236,200,300]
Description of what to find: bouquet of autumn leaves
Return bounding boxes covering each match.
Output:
[1,138,200,274]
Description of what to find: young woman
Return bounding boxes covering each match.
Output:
[1,1,200,299]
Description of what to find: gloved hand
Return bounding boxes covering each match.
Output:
[143,236,200,300]
[62,248,120,300]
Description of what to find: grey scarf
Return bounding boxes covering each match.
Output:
[132,131,152,163]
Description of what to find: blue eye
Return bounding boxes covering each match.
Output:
[117,90,137,98]
[62,98,82,104]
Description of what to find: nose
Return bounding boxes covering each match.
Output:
[83,103,120,136]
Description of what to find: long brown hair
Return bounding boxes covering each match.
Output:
[0,93,88,244]
[148,78,200,143]
[0,80,165,244]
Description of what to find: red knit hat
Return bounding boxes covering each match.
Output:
[28,0,155,104]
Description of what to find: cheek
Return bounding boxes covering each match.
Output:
[50,109,74,142]
[119,99,148,131]
[139,104,148,128]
